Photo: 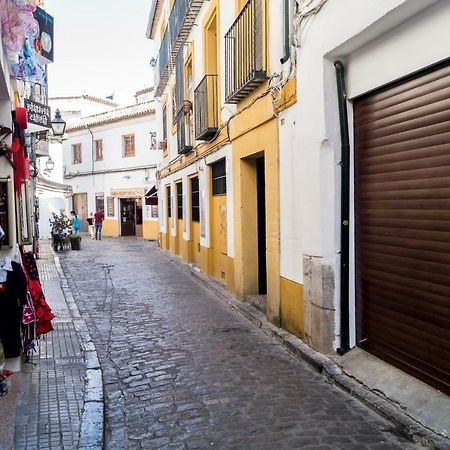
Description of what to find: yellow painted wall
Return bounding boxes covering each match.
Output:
[143,220,159,240]
[232,117,280,325]
[160,231,169,249]
[189,221,202,267]
[210,194,228,286]
[102,219,119,237]
[280,277,304,338]
[176,219,183,256]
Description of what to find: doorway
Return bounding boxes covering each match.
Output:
[256,157,267,295]
[72,193,88,232]
[120,198,135,236]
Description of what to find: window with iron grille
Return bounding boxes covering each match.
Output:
[211,159,226,196]
[191,177,200,222]
[162,104,167,141]
[123,134,135,157]
[95,139,103,161]
[177,182,183,220]
[167,186,171,218]
[72,143,82,164]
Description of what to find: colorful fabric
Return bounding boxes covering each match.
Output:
[0,0,37,53]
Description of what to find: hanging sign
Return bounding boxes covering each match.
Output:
[33,7,54,64]
[24,99,51,129]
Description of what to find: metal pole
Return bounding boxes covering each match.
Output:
[334,61,350,355]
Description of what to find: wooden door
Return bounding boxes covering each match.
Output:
[120,199,135,236]
[72,193,88,232]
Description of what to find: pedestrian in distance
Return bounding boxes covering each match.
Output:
[94,208,104,240]
[70,210,80,235]
[87,212,95,239]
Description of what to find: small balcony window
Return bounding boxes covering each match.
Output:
[123,134,135,157]
[194,75,219,140]
[72,143,82,164]
[95,139,103,161]
[225,0,266,103]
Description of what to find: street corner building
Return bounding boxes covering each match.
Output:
[0,0,55,387]
[60,91,160,240]
[148,0,450,431]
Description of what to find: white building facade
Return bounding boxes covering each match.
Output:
[62,100,159,239]
[283,0,450,397]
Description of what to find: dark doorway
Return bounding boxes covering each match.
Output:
[120,198,136,236]
[256,157,267,295]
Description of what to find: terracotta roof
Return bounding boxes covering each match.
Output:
[66,102,155,132]
[49,95,119,108]
[146,0,163,39]
[135,87,154,96]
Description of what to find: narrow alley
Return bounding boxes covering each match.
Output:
[59,238,419,450]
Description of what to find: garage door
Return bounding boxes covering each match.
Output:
[355,61,450,395]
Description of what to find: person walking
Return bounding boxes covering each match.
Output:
[94,209,104,240]
[70,211,80,235]
[87,212,95,239]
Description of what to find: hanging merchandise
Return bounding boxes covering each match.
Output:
[0,0,38,53]
[0,339,12,398]
[10,109,30,194]
[10,34,46,84]
[0,258,28,358]
[21,251,54,336]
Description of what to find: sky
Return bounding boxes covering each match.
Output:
[46,0,156,104]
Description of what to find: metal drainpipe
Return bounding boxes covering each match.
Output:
[280,0,290,64]
[334,61,350,355]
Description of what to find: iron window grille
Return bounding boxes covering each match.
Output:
[225,0,266,103]
[177,182,183,219]
[194,75,219,140]
[176,108,193,154]
[191,177,200,222]
[211,158,226,196]
[167,186,172,218]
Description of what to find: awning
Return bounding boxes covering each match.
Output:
[145,185,158,205]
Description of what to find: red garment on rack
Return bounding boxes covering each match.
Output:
[21,252,55,336]
[10,139,30,194]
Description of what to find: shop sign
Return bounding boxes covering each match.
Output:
[24,99,51,128]
[107,197,115,217]
[33,7,54,64]
[110,189,144,199]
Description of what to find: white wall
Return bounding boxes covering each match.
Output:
[279,0,448,347]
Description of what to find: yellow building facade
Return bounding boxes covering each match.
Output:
[148,0,303,337]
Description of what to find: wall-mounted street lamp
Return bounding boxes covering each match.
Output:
[45,156,55,172]
[50,109,66,136]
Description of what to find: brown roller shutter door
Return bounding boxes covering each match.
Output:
[355,62,450,395]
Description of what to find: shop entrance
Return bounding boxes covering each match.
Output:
[120,198,135,236]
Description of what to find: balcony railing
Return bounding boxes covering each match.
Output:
[225,0,266,103]
[176,108,193,155]
[194,75,219,141]
[154,0,204,97]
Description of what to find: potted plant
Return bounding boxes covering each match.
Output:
[49,213,71,252]
[69,234,81,250]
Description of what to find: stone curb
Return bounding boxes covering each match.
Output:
[162,250,450,450]
[54,256,104,450]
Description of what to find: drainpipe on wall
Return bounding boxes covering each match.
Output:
[334,61,350,355]
[280,0,290,64]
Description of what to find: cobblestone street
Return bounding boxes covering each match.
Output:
[60,238,421,450]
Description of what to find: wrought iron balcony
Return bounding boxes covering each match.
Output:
[154,0,204,97]
[176,107,193,155]
[225,0,266,103]
[194,75,219,141]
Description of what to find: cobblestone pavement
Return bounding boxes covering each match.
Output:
[60,238,422,450]
[14,241,85,450]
